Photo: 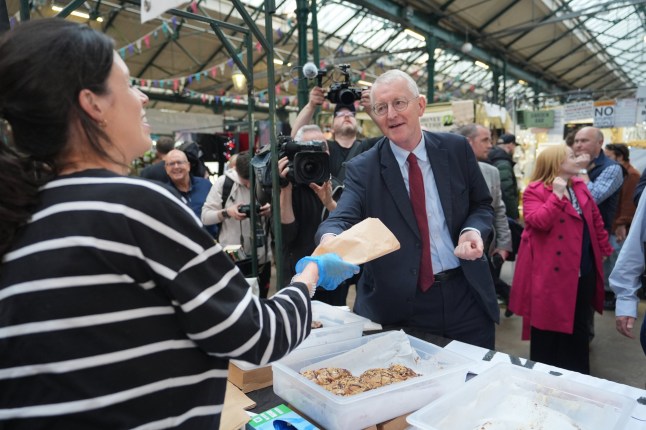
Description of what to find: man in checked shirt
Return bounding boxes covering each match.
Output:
[573,126,624,316]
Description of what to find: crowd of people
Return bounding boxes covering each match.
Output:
[1,16,645,429]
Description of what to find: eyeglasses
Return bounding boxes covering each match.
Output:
[165,161,187,167]
[372,97,418,117]
[335,111,355,118]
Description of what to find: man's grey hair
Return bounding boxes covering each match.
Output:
[370,70,420,105]
[454,124,481,140]
[294,124,324,142]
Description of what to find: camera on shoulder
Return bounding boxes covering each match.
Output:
[278,135,330,186]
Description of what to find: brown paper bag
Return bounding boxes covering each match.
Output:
[312,218,400,264]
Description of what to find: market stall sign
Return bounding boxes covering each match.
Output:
[593,100,616,128]
[564,101,593,122]
[517,110,554,128]
[420,110,454,131]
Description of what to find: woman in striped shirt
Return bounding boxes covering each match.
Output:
[0,19,357,429]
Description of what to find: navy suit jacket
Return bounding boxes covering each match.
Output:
[315,131,500,324]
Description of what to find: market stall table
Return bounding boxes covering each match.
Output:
[245,328,645,429]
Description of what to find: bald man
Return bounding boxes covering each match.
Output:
[165,149,217,238]
[573,126,624,311]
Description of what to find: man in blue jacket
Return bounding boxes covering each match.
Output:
[316,70,497,349]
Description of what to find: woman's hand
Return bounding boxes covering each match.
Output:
[552,176,567,199]
[296,253,360,291]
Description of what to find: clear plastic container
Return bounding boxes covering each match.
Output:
[272,332,473,430]
[406,362,636,430]
[231,301,369,371]
[297,300,370,350]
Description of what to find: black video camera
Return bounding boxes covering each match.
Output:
[238,204,261,217]
[326,64,362,105]
[279,135,330,186]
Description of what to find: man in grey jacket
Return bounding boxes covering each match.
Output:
[456,125,513,308]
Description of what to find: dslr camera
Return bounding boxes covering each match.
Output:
[278,135,330,186]
[326,64,362,105]
[238,204,261,217]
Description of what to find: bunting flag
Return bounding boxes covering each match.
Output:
[132,78,300,108]
[116,20,173,59]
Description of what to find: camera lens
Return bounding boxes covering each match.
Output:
[338,89,356,105]
[301,157,323,182]
[293,152,330,185]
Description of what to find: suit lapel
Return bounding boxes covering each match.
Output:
[425,133,452,228]
[379,141,419,238]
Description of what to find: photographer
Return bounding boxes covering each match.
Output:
[280,125,351,305]
[202,152,272,297]
[291,86,367,196]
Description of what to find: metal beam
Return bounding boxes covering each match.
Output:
[524,18,587,63]
[168,7,248,34]
[342,0,562,94]
[427,36,437,102]
[504,2,567,49]
[0,0,10,34]
[296,0,309,108]
[55,0,86,18]
[19,0,29,21]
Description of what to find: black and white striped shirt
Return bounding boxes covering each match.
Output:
[0,169,311,429]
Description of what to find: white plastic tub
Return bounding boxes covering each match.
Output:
[296,300,370,350]
[406,362,636,430]
[272,332,473,430]
[230,301,368,372]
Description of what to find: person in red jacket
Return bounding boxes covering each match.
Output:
[509,145,613,374]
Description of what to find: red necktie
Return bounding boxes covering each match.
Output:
[407,153,434,291]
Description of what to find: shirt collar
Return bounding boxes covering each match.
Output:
[389,134,427,168]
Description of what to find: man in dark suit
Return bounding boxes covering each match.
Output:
[315,70,498,349]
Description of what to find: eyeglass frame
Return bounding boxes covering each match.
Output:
[165,160,188,167]
[371,96,420,117]
[334,110,356,118]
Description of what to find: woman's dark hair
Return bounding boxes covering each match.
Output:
[605,143,630,162]
[0,19,114,256]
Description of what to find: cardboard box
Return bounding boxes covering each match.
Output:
[228,361,272,393]
[220,381,257,430]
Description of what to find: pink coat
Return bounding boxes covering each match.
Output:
[509,178,613,340]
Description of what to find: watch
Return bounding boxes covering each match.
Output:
[579,169,588,175]
[222,209,230,219]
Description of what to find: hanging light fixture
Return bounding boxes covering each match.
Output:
[461,27,472,53]
[231,67,247,92]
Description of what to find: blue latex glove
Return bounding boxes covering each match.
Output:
[295,253,360,291]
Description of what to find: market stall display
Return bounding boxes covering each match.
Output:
[407,362,636,430]
[272,331,473,430]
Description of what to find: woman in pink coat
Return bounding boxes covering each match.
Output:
[509,145,612,374]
